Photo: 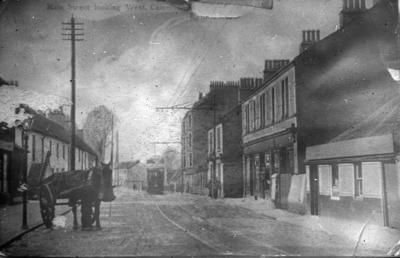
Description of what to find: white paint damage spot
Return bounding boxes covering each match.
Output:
[52,216,67,229]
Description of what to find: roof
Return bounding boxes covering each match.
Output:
[332,94,400,142]
[29,113,97,156]
[306,134,394,162]
[244,0,398,101]
[115,160,140,170]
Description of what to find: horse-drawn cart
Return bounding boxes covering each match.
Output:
[34,152,115,229]
[39,170,94,228]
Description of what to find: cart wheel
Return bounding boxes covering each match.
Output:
[39,184,55,228]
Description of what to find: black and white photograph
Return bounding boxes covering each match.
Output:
[1,0,400,256]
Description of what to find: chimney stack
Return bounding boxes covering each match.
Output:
[300,30,321,53]
[263,59,290,82]
[340,0,367,28]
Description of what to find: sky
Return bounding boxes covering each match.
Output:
[0,0,376,162]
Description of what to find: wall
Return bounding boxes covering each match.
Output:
[26,130,92,178]
[295,2,398,150]
[223,163,243,197]
[183,85,240,194]
[314,161,388,225]
[242,66,296,138]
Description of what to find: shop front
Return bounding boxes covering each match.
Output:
[243,131,297,208]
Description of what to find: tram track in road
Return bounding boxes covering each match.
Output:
[154,200,233,255]
[154,199,293,256]
[173,203,294,256]
[155,197,294,256]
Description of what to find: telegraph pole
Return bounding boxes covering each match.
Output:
[63,16,83,171]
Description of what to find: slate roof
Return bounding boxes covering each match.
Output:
[29,113,97,156]
[115,160,140,170]
[332,94,400,143]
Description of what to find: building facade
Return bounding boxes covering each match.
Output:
[0,109,97,203]
[182,79,262,195]
[207,105,243,198]
[305,93,400,227]
[242,0,398,209]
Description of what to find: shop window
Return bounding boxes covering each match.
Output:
[56,143,59,159]
[288,148,294,173]
[354,163,363,198]
[273,150,280,173]
[331,164,340,200]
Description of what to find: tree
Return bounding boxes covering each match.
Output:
[162,147,181,175]
[82,105,116,162]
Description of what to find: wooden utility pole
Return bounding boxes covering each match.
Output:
[111,115,114,168]
[116,131,119,166]
[63,16,83,171]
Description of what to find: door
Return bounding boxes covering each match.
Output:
[310,165,319,215]
[250,156,255,196]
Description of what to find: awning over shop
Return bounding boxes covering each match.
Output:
[306,134,394,162]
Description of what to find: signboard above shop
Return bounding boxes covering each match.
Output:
[0,140,14,151]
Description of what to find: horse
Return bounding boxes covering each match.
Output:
[68,163,115,230]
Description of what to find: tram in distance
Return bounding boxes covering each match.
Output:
[146,157,165,195]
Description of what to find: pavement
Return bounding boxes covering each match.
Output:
[219,196,400,256]
[0,199,71,249]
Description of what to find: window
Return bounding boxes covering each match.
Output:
[216,125,222,153]
[208,130,214,154]
[183,154,186,168]
[249,100,255,132]
[354,163,363,198]
[255,97,260,130]
[260,93,265,128]
[271,88,275,123]
[245,104,250,133]
[332,165,339,187]
[188,133,192,147]
[281,77,289,118]
[78,149,80,162]
[331,164,340,200]
[285,77,289,117]
[56,143,59,159]
[188,113,192,129]
[189,153,193,167]
[62,145,65,159]
[31,135,36,161]
[49,140,52,154]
